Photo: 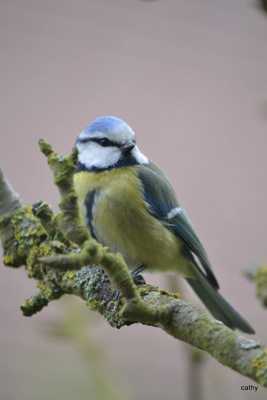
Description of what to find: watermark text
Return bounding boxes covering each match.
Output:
[240,384,258,392]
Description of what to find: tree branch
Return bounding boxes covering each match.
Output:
[0,141,267,388]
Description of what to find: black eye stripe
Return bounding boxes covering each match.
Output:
[93,138,117,147]
[78,137,136,148]
[79,137,120,147]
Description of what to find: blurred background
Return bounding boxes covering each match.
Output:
[1,0,267,399]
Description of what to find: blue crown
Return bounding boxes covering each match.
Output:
[85,116,132,135]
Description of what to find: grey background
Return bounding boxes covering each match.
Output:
[1,0,267,399]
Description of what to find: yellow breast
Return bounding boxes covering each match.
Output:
[73,167,190,275]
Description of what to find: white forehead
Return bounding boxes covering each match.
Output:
[79,116,135,143]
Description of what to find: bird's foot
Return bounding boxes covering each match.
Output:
[132,265,146,285]
[111,265,146,308]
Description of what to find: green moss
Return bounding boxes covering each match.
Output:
[13,206,48,250]
[37,282,54,298]
[160,288,180,299]
[64,271,76,281]
[3,254,16,266]
[251,349,267,385]
[32,201,58,237]
[27,243,51,279]
[1,206,49,268]
[38,139,53,156]
[87,298,100,311]
[37,280,63,301]
[21,294,49,317]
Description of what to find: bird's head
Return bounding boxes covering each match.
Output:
[75,116,148,171]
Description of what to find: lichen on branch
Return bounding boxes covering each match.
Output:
[0,142,267,388]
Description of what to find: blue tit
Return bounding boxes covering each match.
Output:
[74,116,254,334]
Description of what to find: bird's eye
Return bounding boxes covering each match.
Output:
[97,138,111,147]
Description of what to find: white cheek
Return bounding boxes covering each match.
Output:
[132,146,149,164]
[77,142,121,169]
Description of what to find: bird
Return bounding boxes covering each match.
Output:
[73,115,255,334]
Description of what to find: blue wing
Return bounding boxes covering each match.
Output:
[137,162,219,289]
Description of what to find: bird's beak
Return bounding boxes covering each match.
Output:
[121,142,135,155]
